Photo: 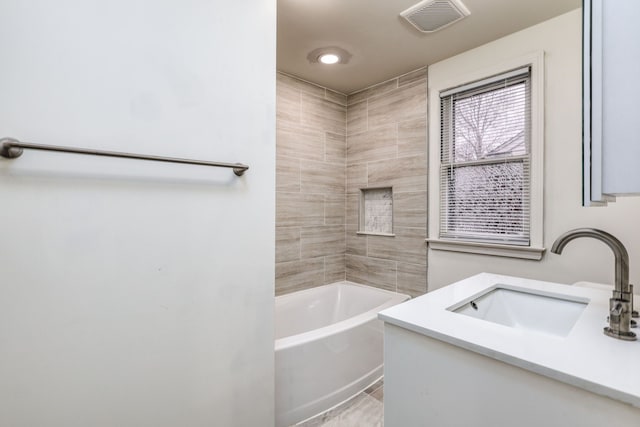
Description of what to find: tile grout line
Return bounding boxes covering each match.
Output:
[395,261,398,293]
[344,115,348,282]
[366,98,369,132]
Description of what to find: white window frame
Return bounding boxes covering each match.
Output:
[427,52,545,260]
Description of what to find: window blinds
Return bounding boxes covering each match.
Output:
[439,67,531,245]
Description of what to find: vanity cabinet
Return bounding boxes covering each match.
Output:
[583,0,640,205]
[378,273,640,426]
[382,323,640,427]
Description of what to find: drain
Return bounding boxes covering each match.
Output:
[470,300,478,310]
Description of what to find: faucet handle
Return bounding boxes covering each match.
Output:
[604,298,637,341]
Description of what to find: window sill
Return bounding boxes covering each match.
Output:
[426,238,545,260]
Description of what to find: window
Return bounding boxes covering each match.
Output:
[440,67,531,245]
[428,54,544,260]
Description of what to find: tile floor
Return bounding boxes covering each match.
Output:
[296,379,384,427]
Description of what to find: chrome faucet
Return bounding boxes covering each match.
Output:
[551,228,637,341]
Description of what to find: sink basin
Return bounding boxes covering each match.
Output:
[448,285,589,337]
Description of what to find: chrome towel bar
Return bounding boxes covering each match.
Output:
[0,137,249,176]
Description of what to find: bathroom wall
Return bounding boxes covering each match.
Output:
[427,9,640,290]
[345,69,428,297]
[275,69,428,297]
[0,1,276,426]
[275,73,347,295]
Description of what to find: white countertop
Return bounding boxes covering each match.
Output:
[378,273,640,408]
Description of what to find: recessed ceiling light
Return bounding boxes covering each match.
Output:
[319,53,340,64]
[307,47,352,65]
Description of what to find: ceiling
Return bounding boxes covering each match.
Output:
[277,0,581,94]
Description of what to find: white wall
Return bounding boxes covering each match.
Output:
[0,1,275,426]
[428,9,640,290]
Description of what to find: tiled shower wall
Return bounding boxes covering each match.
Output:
[345,68,428,297]
[275,69,428,297]
[275,73,347,295]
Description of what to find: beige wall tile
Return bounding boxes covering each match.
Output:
[395,227,427,265]
[367,155,427,193]
[367,80,427,129]
[394,191,427,229]
[397,224,427,240]
[347,100,368,135]
[367,227,426,265]
[347,125,397,165]
[301,93,346,135]
[301,225,346,259]
[346,223,367,256]
[326,89,347,106]
[276,156,300,192]
[275,257,325,295]
[325,254,346,284]
[276,227,300,263]
[398,67,427,87]
[277,122,325,161]
[300,160,345,194]
[276,192,324,227]
[346,193,359,226]
[345,254,368,285]
[398,117,427,157]
[277,81,300,124]
[366,234,397,261]
[346,255,397,292]
[397,262,427,297]
[347,163,368,194]
[366,257,397,292]
[348,79,398,105]
[325,132,346,165]
[277,72,325,98]
[324,193,345,225]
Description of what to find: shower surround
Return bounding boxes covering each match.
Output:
[275,69,428,296]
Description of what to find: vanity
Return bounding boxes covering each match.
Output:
[379,273,640,426]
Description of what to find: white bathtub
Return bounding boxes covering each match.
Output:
[274,281,410,426]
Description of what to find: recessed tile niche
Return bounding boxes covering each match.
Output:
[359,187,394,236]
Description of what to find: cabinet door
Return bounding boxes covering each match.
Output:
[583,0,640,206]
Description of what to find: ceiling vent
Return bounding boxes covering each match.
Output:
[400,0,470,33]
